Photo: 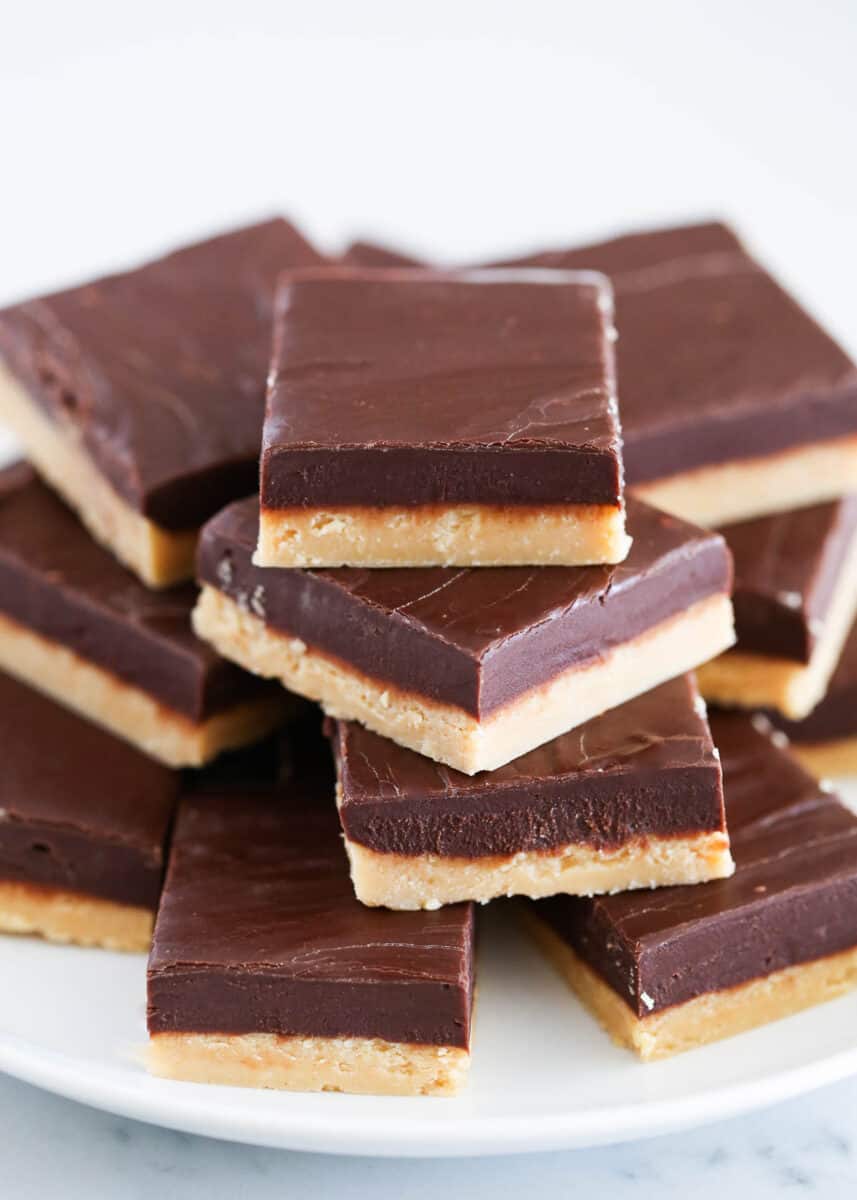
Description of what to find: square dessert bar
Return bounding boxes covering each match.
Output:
[0,463,291,766]
[0,670,178,951]
[766,615,857,777]
[194,496,734,774]
[496,222,857,525]
[697,497,857,718]
[329,675,733,910]
[146,776,475,1096]
[0,218,326,587]
[528,712,857,1060]
[257,267,630,568]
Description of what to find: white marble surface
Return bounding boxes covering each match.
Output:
[3,1071,857,1197]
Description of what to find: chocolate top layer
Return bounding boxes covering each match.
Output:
[198,495,732,717]
[0,670,178,908]
[494,222,857,482]
[353,223,857,483]
[0,219,326,529]
[260,268,623,508]
[720,497,857,662]
[147,777,474,1046]
[330,676,725,857]
[768,616,857,743]
[0,463,273,719]
[535,712,857,1016]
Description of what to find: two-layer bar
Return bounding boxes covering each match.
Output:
[193,496,734,774]
[0,463,290,766]
[329,676,733,909]
[528,712,857,1060]
[146,773,475,1096]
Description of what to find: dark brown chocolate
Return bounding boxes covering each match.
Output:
[147,775,475,1046]
[352,224,857,484]
[198,495,731,718]
[0,462,275,720]
[719,497,857,663]
[342,241,423,268]
[260,268,623,509]
[534,712,857,1016]
[0,219,326,530]
[769,616,857,743]
[329,676,724,857]
[0,670,178,908]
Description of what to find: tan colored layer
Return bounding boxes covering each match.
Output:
[0,362,196,587]
[193,585,735,774]
[527,914,857,1061]
[697,522,857,719]
[633,433,857,527]
[255,503,632,568]
[788,736,857,779]
[342,828,734,910]
[0,880,152,952]
[0,611,288,767]
[147,1031,469,1096]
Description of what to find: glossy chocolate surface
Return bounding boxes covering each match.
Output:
[330,676,725,857]
[198,495,731,717]
[147,773,475,1045]
[0,219,326,529]
[770,616,857,743]
[260,268,623,508]
[720,497,857,663]
[0,671,178,908]
[534,713,857,1016]
[353,224,857,483]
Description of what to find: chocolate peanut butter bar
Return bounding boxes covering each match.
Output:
[528,712,857,1060]
[146,777,475,1096]
[194,495,734,774]
[0,463,290,767]
[697,497,857,718]
[328,676,733,910]
[0,670,178,951]
[354,224,857,525]
[0,218,326,586]
[765,616,857,777]
[496,222,857,525]
[257,267,630,568]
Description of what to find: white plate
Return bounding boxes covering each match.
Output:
[2,898,857,1158]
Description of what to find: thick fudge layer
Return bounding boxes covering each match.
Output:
[257,267,628,567]
[0,219,325,583]
[530,712,857,1057]
[146,773,475,1094]
[0,670,178,946]
[329,677,732,906]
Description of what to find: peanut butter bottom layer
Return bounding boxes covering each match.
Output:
[697,526,857,719]
[526,914,857,1061]
[255,502,632,568]
[0,362,196,587]
[633,433,857,528]
[0,612,287,767]
[147,1031,469,1096]
[192,585,735,774]
[0,880,153,952]
[788,736,857,780]
[342,830,734,910]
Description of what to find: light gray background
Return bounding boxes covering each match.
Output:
[2,2,856,1194]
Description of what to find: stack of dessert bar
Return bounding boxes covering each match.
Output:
[1,217,857,1099]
